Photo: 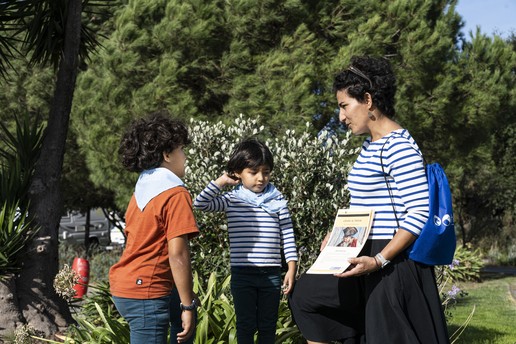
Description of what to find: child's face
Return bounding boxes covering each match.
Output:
[161,146,187,178]
[235,165,271,193]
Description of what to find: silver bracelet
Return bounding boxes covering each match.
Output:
[375,253,390,269]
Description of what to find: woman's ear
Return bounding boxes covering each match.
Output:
[364,92,373,109]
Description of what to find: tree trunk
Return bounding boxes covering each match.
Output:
[9,0,82,338]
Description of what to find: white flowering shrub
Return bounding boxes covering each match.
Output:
[185,115,357,274]
[53,264,80,302]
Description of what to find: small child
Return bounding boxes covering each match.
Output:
[194,137,298,344]
[109,111,199,344]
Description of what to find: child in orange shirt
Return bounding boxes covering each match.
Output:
[110,111,199,344]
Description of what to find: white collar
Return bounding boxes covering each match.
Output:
[134,167,183,211]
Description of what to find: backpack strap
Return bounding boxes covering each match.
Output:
[380,135,400,231]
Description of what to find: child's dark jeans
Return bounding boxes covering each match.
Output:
[230,266,282,344]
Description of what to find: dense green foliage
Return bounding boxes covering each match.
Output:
[64,116,356,275]
[67,0,516,253]
[46,264,302,343]
[439,244,484,282]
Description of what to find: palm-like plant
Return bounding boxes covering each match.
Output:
[0,0,112,70]
[0,115,43,280]
[0,115,44,204]
[0,203,38,279]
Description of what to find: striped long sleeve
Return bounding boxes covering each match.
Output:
[194,181,298,267]
[347,129,429,240]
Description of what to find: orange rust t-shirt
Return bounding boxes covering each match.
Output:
[109,186,199,299]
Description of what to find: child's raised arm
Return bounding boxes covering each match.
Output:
[193,173,239,212]
[214,172,240,189]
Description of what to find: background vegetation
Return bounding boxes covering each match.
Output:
[0,0,515,341]
[2,0,514,259]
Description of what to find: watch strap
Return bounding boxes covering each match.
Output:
[375,253,390,268]
[180,298,197,311]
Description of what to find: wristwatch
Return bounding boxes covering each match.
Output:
[180,298,197,311]
[375,253,391,269]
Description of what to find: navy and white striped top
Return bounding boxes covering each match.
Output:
[193,182,298,267]
[348,129,429,240]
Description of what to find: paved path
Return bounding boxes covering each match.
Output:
[482,265,516,276]
[481,266,516,301]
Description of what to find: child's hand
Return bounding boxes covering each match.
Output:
[214,173,240,188]
[282,274,294,295]
[282,263,296,295]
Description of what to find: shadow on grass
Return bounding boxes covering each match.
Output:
[480,266,516,282]
[448,324,507,343]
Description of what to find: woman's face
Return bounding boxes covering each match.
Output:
[336,89,370,136]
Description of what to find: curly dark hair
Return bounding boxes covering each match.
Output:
[227,137,274,175]
[119,110,191,173]
[333,56,397,118]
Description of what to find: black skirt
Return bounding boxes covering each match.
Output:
[289,240,450,344]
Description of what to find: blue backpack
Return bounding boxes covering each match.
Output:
[407,163,456,265]
[381,141,456,266]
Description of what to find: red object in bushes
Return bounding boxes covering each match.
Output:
[71,257,89,298]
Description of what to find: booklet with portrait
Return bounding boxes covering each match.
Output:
[307,208,375,274]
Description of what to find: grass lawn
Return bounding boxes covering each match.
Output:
[446,275,516,344]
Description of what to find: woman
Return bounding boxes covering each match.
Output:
[289,56,449,344]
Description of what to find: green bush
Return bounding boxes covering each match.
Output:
[52,270,303,343]
[185,115,356,275]
[438,244,484,283]
[435,244,483,321]
[193,272,236,343]
[485,241,516,266]
[58,302,129,344]
[0,204,37,279]
[88,246,123,284]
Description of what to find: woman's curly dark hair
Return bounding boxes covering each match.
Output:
[227,137,274,175]
[119,110,191,173]
[333,56,397,118]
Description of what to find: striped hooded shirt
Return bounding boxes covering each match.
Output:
[347,129,429,240]
[193,182,298,267]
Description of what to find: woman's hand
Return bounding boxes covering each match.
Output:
[214,172,240,188]
[333,256,379,278]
